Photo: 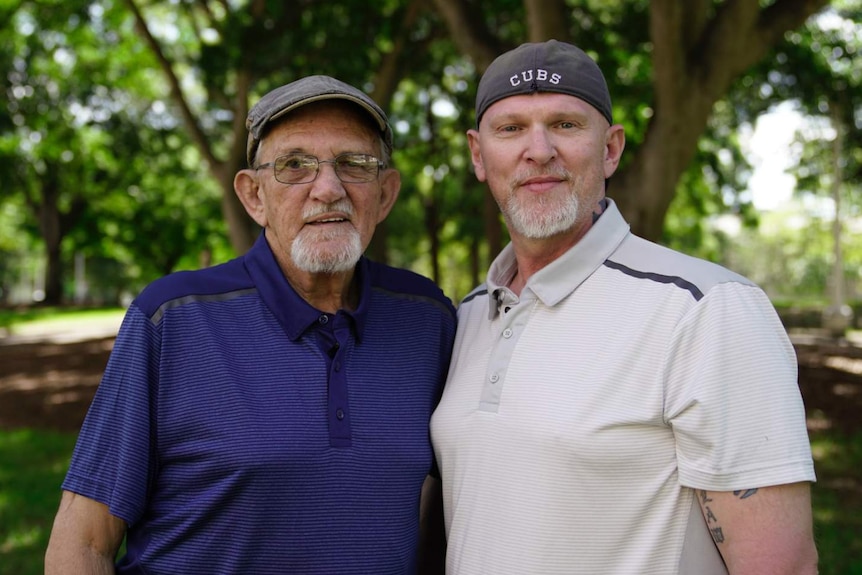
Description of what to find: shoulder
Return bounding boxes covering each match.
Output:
[459,284,490,307]
[132,256,255,320]
[364,259,456,319]
[606,233,756,302]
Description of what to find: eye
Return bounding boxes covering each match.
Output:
[339,154,375,168]
[558,121,576,129]
[278,155,314,170]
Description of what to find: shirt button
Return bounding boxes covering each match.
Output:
[489,373,499,384]
[318,315,329,324]
[503,328,513,338]
[334,362,341,371]
[336,408,345,420]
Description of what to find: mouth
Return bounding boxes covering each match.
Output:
[306,211,352,226]
[310,217,349,224]
[519,176,564,193]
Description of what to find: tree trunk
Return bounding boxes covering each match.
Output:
[433,0,831,242]
[38,172,64,305]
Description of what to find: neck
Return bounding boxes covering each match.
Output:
[288,269,358,313]
[273,249,360,313]
[507,222,591,296]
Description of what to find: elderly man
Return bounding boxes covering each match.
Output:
[45,75,455,574]
[431,41,817,574]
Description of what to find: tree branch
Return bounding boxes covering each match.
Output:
[758,0,831,45]
[525,0,569,42]
[431,0,502,71]
[123,0,220,168]
[371,0,423,111]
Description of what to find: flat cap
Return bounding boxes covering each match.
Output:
[475,40,613,126]
[246,75,393,166]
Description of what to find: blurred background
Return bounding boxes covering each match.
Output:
[0,1,860,573]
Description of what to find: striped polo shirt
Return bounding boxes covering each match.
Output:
[63,233,456,574]
[431,199,814,575]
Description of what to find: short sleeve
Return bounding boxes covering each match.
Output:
[61,304,161,525]
[664,282,816,490]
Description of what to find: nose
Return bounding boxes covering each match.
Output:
[525,127,556,165]
[308,161,347,203]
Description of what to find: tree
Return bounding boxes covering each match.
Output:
[432,0,833,242]
[0,0,229,304]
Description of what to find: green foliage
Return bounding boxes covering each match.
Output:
[0,0,857,301]
[0,0,230,303]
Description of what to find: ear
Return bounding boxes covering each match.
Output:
[603,124,626,179]
[375,167,401,223]
[466,129,487,182]
[234,169,268,228]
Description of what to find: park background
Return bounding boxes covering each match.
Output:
[1,0,861,573]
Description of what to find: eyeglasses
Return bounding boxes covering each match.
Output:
[255,153,386,185]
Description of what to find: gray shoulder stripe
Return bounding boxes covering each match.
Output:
[150,288,259,325]
[461,288,488,306]
[603,260,704,301]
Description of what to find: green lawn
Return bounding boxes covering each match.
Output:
[810,430,862,575]
[0,306,125,332]
[1,427,859,573]
[0,429,76,575]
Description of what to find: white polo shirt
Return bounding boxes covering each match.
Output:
[430,199,815,575]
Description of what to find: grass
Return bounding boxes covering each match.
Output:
[1,428,859,573]
[0,306,125,332]
[810,430,862,575]
[0,429,76,575]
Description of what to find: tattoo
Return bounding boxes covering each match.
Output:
[704,506,718,523]
[592,198,608,223]
[698,488,758,546]
[733,488,758,499]
[698,490,724,545]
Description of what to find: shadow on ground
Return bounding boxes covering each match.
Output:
[0,332,860,436]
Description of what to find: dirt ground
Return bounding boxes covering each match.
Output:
[0,334,861,435]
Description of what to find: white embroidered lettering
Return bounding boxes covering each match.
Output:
[509,74,521,87]
[550,73,562,84]
[521,70,534,82]
[536,69,548,81]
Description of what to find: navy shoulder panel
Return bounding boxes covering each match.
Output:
[133,257,255,318]
[365,260,456,318]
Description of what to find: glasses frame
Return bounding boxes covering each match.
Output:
[255,152,387,185]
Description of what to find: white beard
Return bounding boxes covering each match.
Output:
[502,168,583,239]
[291,200,363,273]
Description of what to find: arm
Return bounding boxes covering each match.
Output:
[417,475,446,575]
[697,482,818,575]
[45,490,127,575]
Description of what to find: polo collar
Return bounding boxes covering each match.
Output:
[243,233,368,342]
[486,198,630,319]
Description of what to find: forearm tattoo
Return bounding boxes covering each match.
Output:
[698,488,759,545]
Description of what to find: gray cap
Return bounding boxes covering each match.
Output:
[475,40,613,127]
[246,75,393,166]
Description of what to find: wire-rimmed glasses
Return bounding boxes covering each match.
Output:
[255,153,386,185]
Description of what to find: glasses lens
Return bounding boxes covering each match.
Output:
[335,154,380,183]
[274,154,318,184]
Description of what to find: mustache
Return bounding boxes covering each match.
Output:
[302,199,355,220]
[510,165,572,187]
